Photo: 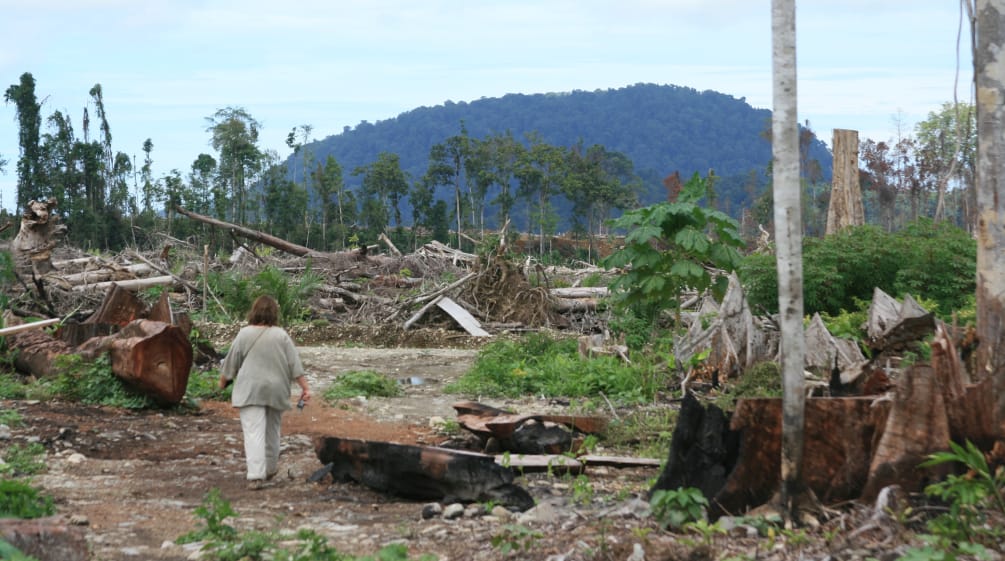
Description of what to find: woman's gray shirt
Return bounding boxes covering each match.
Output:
[221,325,306,411]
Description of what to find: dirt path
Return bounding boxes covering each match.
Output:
[5,345,667,561]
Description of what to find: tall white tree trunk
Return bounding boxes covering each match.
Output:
[771,0,807,514]
[974,0,1005,436]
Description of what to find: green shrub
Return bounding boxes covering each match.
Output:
[650,487,708,530]
[0,409,22,427]
[323,370,401,401]
[0,539,40,561]
[0,479,55,519]
[50,354,157,409]
[740,219,976,319]
[185,368,230,401]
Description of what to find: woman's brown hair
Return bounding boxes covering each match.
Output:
[247,295,280,326]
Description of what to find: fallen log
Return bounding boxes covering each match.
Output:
[176,206,328,259]
[313,436,535,510]
[71,275,176,293]
[76,319,193,405]
[0,314,70,378]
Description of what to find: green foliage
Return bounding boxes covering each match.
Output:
[323,370,401,400]
[740,219,976,318]
[650,486,709,530]
[490,524,543,555]
[178,489,435,561]
[0,479,55,519]
[207,264,323,325]
[818,298,870,341]
[0,538,40,561]
[445,333,656,402]
[185,368,230,401]
[915,440,1005,552]
[0,409,23,427]
[602,172,744,321]
[50,354,157,409]
[571,475,595,506]
[712,361,781,411]
[0,443,47,477]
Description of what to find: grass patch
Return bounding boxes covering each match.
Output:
[323,370,401,401]
[1,443,47,477]
[49,354,157,409]
[712,361,782,412]
[0,409,22,427]
[445,333,658,403]
[0,479,55,519]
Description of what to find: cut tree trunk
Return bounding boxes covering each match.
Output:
[76,319,193,405]
[176,206,328,259]
[11,198,67,278]
[0,313,72,379]
[313,436,535,510]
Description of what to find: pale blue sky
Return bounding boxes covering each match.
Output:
[0,1,974,211]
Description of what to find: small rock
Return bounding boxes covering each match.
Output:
[66,453,87,465]
[421,503,443,520]
[69,514,89,526]
[442,503,465,520]
[0,425,11,440]
[491,505,513,520]
[626,543,646,561]
[463,503,485,518]
[517,502,558,525]
[428,416,445,428]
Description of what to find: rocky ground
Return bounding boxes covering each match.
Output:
[0,327,968,561]
[1,331,680,561]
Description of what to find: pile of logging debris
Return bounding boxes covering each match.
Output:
[3,200,615,342]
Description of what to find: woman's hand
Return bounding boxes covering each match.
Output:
[218,375,229,390]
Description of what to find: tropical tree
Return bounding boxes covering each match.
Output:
[517,133,567,255]
[205,107,264,224]
[4,72,43,209]
[915,102,976,227]
[312,155,345,250]
[353,152,409,243]
[563,143,638,260]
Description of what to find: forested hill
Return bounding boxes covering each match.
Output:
[301,82,832,214]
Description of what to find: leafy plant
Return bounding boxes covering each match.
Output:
[323,370,401,400]
[683,519,726,547]
[571,474,594,505]
[49,354,157,409]
[602,172,744,323]
[0,539,40,561]
[490,524,543,555]
[176,488,238,544]
[650,487,708,530]
[0,479,55,519]
[1,443,47,477]
[916,440,1005,550]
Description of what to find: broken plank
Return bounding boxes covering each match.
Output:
[436,297,490,337]
[497,454,584,475]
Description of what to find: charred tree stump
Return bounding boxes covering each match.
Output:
[650,393,738,506]
[76,320,193,405]
[313,436,534,510]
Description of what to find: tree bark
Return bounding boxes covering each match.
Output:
[175,205,327,259]
[771,0,808,518]
[826,129,865,234]
[11,198,66,278]
[975,0,1005,437]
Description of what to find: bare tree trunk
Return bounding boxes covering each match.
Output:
[975,0,1005,437]
[771,0,807,518]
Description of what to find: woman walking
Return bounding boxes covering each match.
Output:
[219,295,311,489]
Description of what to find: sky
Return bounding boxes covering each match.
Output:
[0,0,975,212]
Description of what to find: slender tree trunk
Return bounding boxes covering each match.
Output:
[771,0,807,517]
[975,0,1005,436]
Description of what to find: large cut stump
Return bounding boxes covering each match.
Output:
[711,397,890,518]
[650,393,738,505]
[0,516,88,561]
[10,198,66,277]
[314,436,534,510]
[77,319,193,405]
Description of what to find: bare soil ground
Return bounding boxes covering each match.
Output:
[3,332,682,561]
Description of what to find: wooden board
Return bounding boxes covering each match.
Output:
[436,297,490,337]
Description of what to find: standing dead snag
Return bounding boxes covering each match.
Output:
[11,198,66,278]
